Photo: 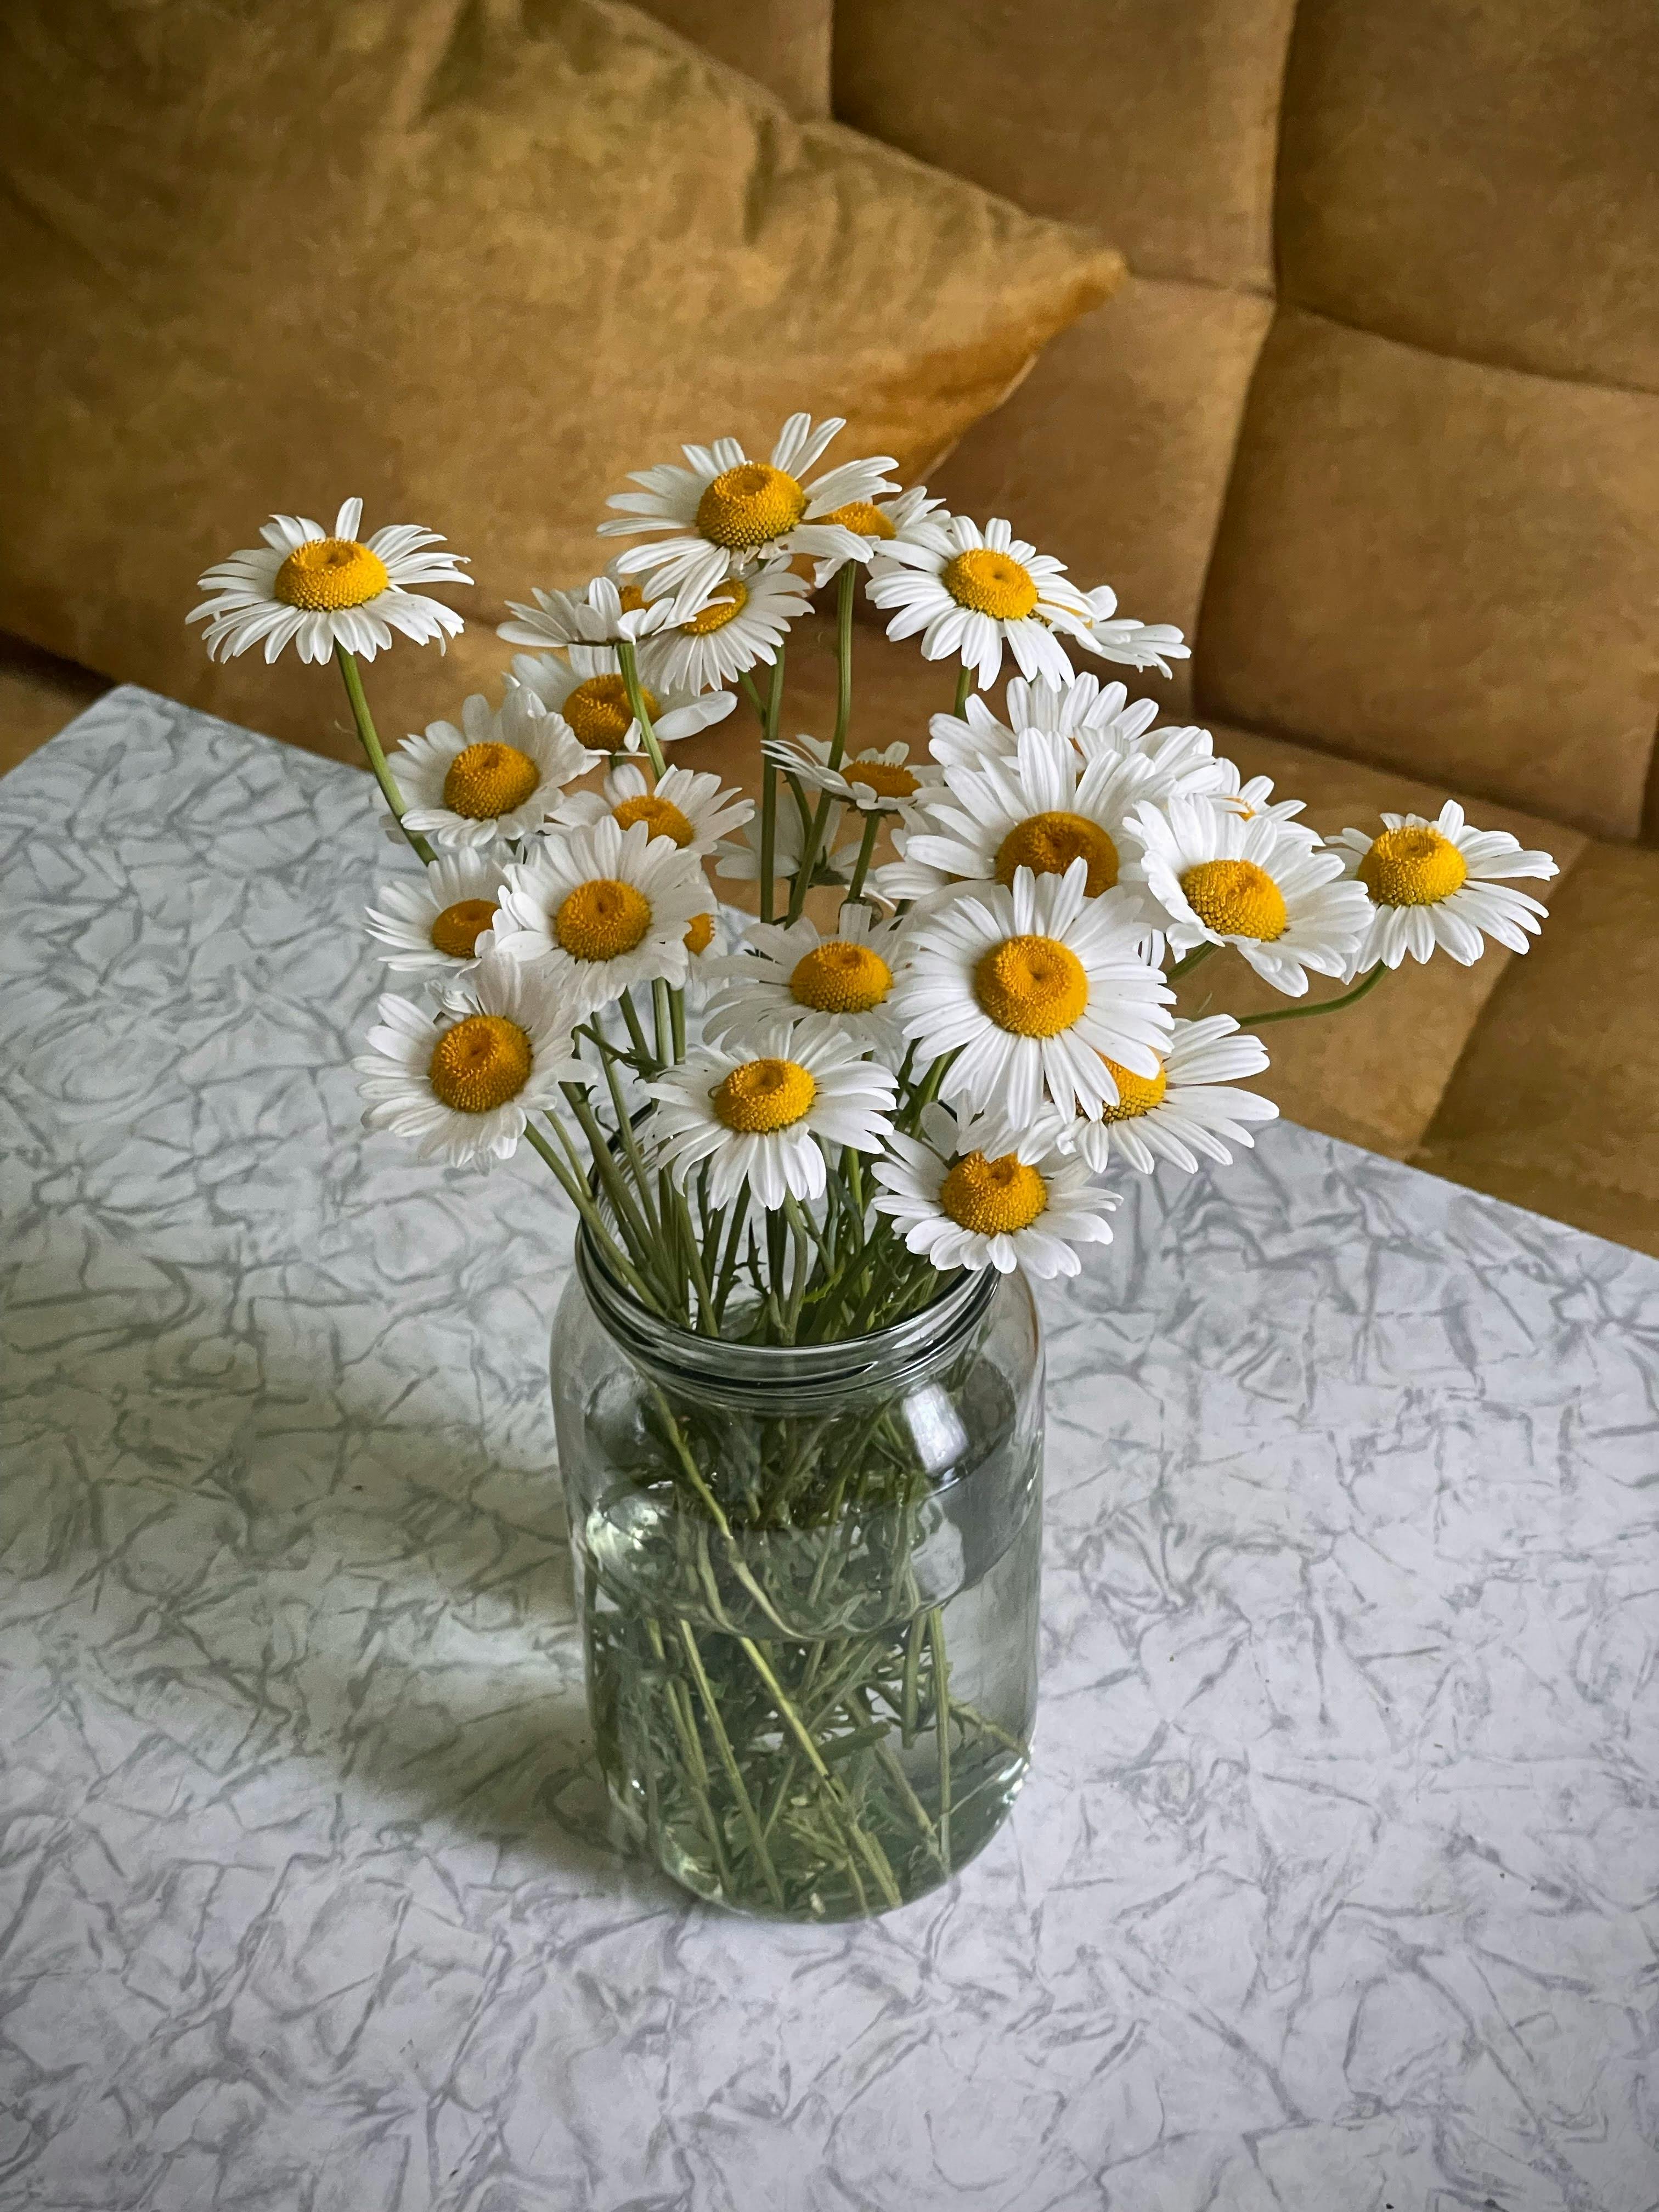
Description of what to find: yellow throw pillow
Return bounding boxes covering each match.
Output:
[0,0,1122,760]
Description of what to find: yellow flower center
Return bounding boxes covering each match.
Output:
[429,897,498,958]
[613,792,696,847]
[696,464,806,550]
[560,673,661,749]
[427,1014,533,1114]
[272,537,390,611]
[617,583,647,613]
[790,940,893,1014]
[1099,1055,1167,1122]
[684,912,715,955]
[939,1151,1047,1236]
[973,933,1088,1037]
[817,500,896,539]
[680,579,749,635]
[1358,825,1469,907]
[1180,858,1288,941]
[554,878,652,961]
[995,811,1119,896]
[442,742,541,821]
[844,759,919,803]
[711,1057,817,1133]
[942,547,1040,622]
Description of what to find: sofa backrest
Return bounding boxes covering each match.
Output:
[732,0,1659,847]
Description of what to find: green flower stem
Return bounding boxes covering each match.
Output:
[758,762,780,926]
[786,562,857,924]
[1239,962,1385,1028]
[645,1619,735,1891]
[522,1122,663,1311]
[735,1636,904,1909]
[1168,942,1215,982]
[844,810,882,905]
[759,646,788,923]
[334,646,436,865]
[614,638,669,780]
[928,1608,953,1872]
[677,1622,787,1911]
[618,989,658,1071]
[953,665,974,716]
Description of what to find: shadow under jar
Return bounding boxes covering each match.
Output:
[551,1234,1045,1921]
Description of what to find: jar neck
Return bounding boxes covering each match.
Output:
[574,1224,998,1406]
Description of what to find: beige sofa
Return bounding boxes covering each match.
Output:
[5,0,1657,1253]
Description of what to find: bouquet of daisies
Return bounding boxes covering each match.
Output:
[191,418,1560,1915]
[191,417,1558,1342]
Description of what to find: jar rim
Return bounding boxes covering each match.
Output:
[573,1218,999,1401]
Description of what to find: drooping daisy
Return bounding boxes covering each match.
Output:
[352,954,589,1170]
[599,414,898,611]
[1333,803,1558,975]
[554,759,753,857]
[713,795,860,890]
[1126,797,1373,998]
[679,905,730,1010]
[702,905,907,1057]
[873,1105,1117,1280]
[364,849,508,974]
[764,733,939,815]
[509,642,735,753]
[646,1022,898,1211]
[803,485,944,588]
[640,561,814,695]
[496,568,673,652]
[189,498,471,664]
[1204,758,1318,839]
[866,512,1097,690]
[490,816,710,1015]
[392,689,599,851]
[1062,1016,1278,1176]
[878,727,1165,905]
[1082,585,1190,679]
[892,861,1175,1126]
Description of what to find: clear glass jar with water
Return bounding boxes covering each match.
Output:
[551,1234,1044,1920]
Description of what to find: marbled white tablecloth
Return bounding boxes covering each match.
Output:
[3,689,1658,2212]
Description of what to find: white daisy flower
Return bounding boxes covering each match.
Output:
[1062,1015,1278,1176]
[713,795,861,889]
[679,906,730,1011]
[508,642,736,753]
[702,905,907,1057]
[646,1022,898,1212]
[1082,585,1190,679]
[1334,803,1558,976]
[352,954,589,1170]
[878,726,1166,905]
[866,512,1097,691]
[1204,757,1318,839]
[189,498,471,665]
[599,414,899,612]
[490,816,710,1016]
[554,758,753,857]
[392,689,599,851]
[496,568,674,652]
[803,484,945,588]
[893,861,1175,1126]
[929,673,1172,768]
[1126,797,1373,998]
[764,733,940,815]
[873,1104,1116,1281]
[640,560,814,696]
[364,849,508,974]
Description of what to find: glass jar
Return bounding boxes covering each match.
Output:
[551,1232,1045,1921]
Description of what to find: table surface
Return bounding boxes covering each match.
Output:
[3,688,1658,2212]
